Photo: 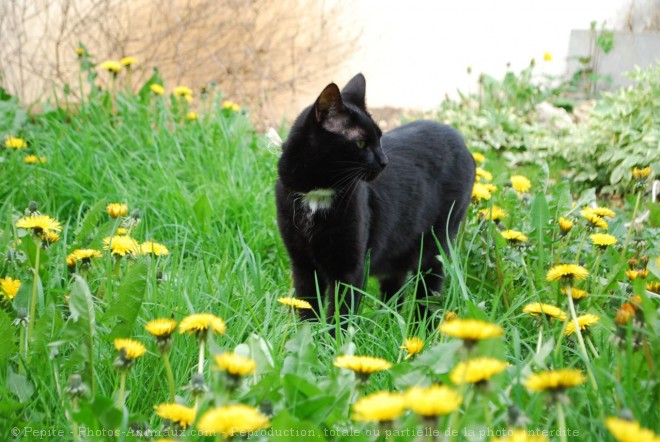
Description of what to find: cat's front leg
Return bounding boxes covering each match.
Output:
[325,269,365,322]
[290,259,327,321]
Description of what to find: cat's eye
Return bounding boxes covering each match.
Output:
[355,140,367,149]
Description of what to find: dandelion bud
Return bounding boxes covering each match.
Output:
[189,372,208,397]
[65,374,88,400]
[640,256,649,267]
[25,201,40,216]
[627,258,639,269]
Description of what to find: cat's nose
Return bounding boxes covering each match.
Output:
[377,151,388,169]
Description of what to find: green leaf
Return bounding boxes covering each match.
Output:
[0,309,17,372]
[282,374,336,423]
[7,369,33,403]
[69,275,96,331]
[412,341,461,375]
[193,192,212,233]
[72,200,109,247]
[102,260,149,339]
[282,324,319,377]
[270,409,327,441]
[530,192,550,278]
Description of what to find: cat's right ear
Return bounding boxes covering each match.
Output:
[314,83,344,122]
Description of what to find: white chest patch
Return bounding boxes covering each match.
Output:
[301,188,335,214]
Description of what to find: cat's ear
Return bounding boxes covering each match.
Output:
[315,83,344,122]
[341,73,366,109]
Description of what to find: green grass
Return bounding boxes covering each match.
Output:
[0,71,658,442]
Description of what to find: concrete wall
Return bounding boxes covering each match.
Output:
[315,0,659,111]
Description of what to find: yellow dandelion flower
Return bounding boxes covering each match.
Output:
[450,357,509,385]
[154,403,196,429]
[472,182,492,202]
[23,155,47,164]
[98,60,121,74]
[114,338,146,360]
[558,217,574,234]
[472,151,486,164]
[524,369,586,392]
[214,352,257,376]
[590,206,616,218]
[0,276,21,300]
[475,167,493,182]
[580,209,608,230]
[478,205,507,222]
[116,227,128,235]
[560,286,588,300]
[543,51,553,62]
[590,233,617,249]
[439,318,504,342]
[66,249,103,267]
[16,214,62,236]
[120,56,136,67]
[145,318,178,338]
[222,100,240,112]
[75,47,85,56]
[103,235,139,257]
[510,175,532,194]
[186,111,198,121]
[197,404,270,437]
[173,86,193,97]
[106,203,128,218]
[615,303,637,326]
[352,391,406,422]
[546,264,589,283]
[484,183,498,193]
[277,296,313,310]
[444,311,458,321]
[492,429,549,442]
[626,269,649,280]
[605,416,660,442]
[5,136,28,149]
[501,229,528,243]
[179,313,226,336]
[566,313,600,336]
[632,166,652,181]
[139,241,170,256]
[404,385,462,416]
[42,231,60,245]
[647,281,660,294]
[523,302,567,321]
[333,355,392,375]
[401,337,424,359]
[150,84,165,95]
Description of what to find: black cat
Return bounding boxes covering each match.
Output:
[275,73,475,322]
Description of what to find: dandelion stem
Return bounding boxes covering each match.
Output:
[585,335,599,358]
[556,400,568,442]
[27,243,41,346]
[590,252,603,288]
[72,397,79,441]
[117,370,127,409]
[574,230,587,263]
[566,287,598,391]
[536,323,544,355]
[621,191,642,259]
[198,338,206,375]
[18,323,26,375]
[163,351,176,403]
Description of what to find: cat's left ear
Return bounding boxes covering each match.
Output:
[341,73,366,109]
[315,83,344,122]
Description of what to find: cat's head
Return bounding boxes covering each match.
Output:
[279,74,388,191]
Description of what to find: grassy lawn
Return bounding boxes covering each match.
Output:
[0,61,658,442]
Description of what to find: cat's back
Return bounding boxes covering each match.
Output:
[381,120,473,177]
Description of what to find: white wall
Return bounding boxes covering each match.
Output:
[327,0,637,110]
